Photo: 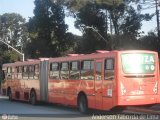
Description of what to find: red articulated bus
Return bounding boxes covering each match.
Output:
[1,50,159,113]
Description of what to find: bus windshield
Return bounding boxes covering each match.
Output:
[121,53,155,74]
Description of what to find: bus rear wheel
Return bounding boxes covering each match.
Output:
[30,91,36,105]
[78,95,88,114]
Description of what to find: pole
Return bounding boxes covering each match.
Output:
[84,26,110,49]
[0,39,24,61]
[22,53,24,62]
[85,26,108,43]
[156,0,160,39]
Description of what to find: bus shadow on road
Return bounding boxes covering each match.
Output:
[6,99,127,118]
[33,102,125,117]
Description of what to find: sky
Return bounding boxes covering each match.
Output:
[0,0,157,36]
[0,0,34,20]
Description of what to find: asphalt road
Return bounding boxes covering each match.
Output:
[0,96,159,120]
[0,96,88,120]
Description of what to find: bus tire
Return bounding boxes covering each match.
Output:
[8,90,12,101]
[78,95,88,114]
[30,90,36,105]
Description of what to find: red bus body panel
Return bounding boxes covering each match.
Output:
[117,51,159,106]
[1,50,159,111]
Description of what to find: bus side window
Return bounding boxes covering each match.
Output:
[11,67,15,80]
[34,65,39,79]
[105,58,114,80]
[17,66,22,79]
[60,62,69,79]
[70,61,80,80]
[29,65,34,79]
[7,67,12,80]
[96,62,102,80]
[2,70,5,81]
[50,62,59,80]
[2,67,7,81]
[81,60,94,80]
[22,66,29,79]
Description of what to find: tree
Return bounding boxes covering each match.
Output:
[139,32,158,51]
[27,0,73,58]
[63,0,123,34]
[0,13,28,62]
[74,3,110,52]
[75,3,107,36]
[64,0,154,50]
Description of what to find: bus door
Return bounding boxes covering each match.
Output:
[102,58,115,110]
[95,60,103,109]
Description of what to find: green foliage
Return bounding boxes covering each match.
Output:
[0,13,28,65]
[63,0,91,12]
[0,13,28,52]
[119,6,154,36]
[74,2,110,52]
[0,45,21,77]
[0,0,157,65]
[64,0,123,11]
[139,32,158,51]
[66,0,154,51]
[76,30,108,53]
[2,51,20,63]
[27,0,73,58]
[75,3,107,34]
[95,0,123,5]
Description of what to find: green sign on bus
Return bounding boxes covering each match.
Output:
[122,53,155,74]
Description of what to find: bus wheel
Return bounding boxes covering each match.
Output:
[8,90,12,101]
[30,91,36,105]
[78,95,88,114]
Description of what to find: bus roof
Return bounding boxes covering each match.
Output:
[49,50,157,62]
[2,50,157,67]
